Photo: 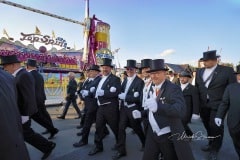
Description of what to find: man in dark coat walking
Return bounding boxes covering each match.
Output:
[73,64,102,147]
[112,60,145,160]
[0,69,30,160]
[1,55,56,160]
[179,70,200,137]
[215,65,240,159]
[26,59,58,139]
[132,59,195,160]
[195,50,236,160]
[88,58,121,156]
[57,72,82,119]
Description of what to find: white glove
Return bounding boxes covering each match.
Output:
[21,116,29,124]
[82,90,89,97]
[75,92,78,95]
[90,87,96,93]
[132,110,141,119]
[97,89,104,96]
[110,87,116,93]
[191,114,200,120]
[118,93,126,100]
[145,91,158,112]
[134,92,139,97]
[214,118,222,127]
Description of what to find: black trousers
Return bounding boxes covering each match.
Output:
[142,127,178,160]
[22,120,53,153]
[81,110,97,143]
[200,107,224,151]
[94,104,119,149]
[117,106,145,154]
[61,98,81,117]
[32,103,56,133]
[229,126,240,159]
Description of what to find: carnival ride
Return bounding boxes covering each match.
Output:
[0,0,114,98]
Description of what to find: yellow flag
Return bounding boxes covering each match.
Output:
[3,29,9,38]
[35,26,41,35]
[52,30,56,39]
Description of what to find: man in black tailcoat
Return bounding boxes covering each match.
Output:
[1,55,56,160]
[179,70,200,137]
[0,69,30,160]
[26,59,58,139]
[132,59,195,160]
[88,58,121,156]
[215,65,240,159]
[195,50,236,160]
[73,64,102,147]
[112,60,145,159]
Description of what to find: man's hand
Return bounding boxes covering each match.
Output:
[118,93,126,100]
[132,110,141,119]
[97,89,104,96]
[145,91,158,112]
[214,118,222,127]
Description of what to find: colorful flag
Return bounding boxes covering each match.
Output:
[35,26,41,35]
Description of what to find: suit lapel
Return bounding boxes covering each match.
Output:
[127,76,137,94]
[101,74,111,89]
[209,65,220,86]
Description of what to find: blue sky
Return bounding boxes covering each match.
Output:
[1,0,240,67]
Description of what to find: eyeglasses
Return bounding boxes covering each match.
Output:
[126,68,134,71]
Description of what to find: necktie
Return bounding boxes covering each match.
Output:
[155,88,160,96]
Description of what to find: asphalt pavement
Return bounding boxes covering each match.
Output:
[27,104,239,160]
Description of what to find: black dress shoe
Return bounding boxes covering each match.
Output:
[88,147,103,156]
[112,151,126,160]
[41,130,49,135]
[73,141,88,147]
[201,145,212,152]
[57,116,65,119]
[77,131,83,136]
[42,142,56,160]
[48,128,59,139]
[76,125,83,129]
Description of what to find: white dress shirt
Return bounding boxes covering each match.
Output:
[95,74,109,105]
[149,80,171,136]
[203,64,217,88]
[124,74,136,107]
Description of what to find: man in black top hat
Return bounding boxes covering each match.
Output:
[195,50,236,160]
[88,58,121,156]
[0,68,30,160]
[1,55,56,160]
[215,65,240,159]
[26,58,59,139]
[179,70,200,137]
[112,60,145,160]
[73,64,103,147]
[132,59,194,160]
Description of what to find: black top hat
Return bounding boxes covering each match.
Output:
[234,65,240,74]
[100,58,113,67]
[0,55,21,65]
[26,58,37,67]
[140,59,152,69]
[88,64,100,72]
[147,59,168,73]
[179,70,192,78]
[200,50,220,61]
[124,59,138,69]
